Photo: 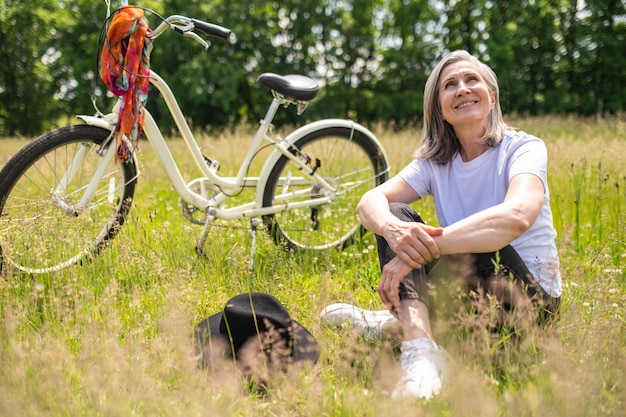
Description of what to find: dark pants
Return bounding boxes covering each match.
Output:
[376,203,560,328]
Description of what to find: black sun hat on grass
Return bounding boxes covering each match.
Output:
[193,292,320,372]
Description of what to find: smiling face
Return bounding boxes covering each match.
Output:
[438,60,496,136]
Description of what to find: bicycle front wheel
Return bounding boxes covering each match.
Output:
[261,126,389,251]
[0,125,137,274]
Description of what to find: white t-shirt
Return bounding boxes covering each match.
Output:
[398,130,562,297]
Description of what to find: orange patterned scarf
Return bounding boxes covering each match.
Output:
[100,6,152,162]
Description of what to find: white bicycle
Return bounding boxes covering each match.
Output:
[0,12,390,274]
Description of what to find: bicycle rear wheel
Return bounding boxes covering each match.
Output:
[0,125,137,274]
[261,126,389,251]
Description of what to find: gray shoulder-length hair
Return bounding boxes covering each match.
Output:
[415,50,511,164]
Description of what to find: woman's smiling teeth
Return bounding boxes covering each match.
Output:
[455,100,477,109]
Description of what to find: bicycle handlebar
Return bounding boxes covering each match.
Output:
[190,19,232,40]
[148,14,232,48]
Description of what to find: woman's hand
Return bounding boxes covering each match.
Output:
[378,256,413,310]
[383,220,443,268]
[378,223,442,310]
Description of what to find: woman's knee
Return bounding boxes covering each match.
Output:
[388,202,425,223]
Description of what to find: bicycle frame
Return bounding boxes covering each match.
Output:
[78,70,356,222]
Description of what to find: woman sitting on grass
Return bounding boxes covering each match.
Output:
[321,50,562,400]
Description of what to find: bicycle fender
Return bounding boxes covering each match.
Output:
[76,115,140,169]
[76,114,115,131]
[254,118,388,206]
[284,118,384,148]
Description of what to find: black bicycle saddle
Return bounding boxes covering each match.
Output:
[257,73,320,101]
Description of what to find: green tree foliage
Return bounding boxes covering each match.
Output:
[1,0,625,137]
[481,0,562,115]
[146,0,252,131]
[310,0,385,122]
[44,0,115,123]
[582,0,626,114]
[373,0,441,128]
[0,0,56,136]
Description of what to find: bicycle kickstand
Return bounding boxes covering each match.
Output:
[195,213,215,259]
[249,218,259,271]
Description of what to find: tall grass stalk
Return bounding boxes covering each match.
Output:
[1,116,625,416]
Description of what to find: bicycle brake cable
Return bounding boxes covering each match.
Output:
[213,142,275,198]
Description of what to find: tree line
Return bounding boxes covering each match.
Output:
[1,0,625,137]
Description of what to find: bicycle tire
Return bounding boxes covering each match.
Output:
[261,126,389,251]
[0,125,137,274]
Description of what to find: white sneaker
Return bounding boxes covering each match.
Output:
[392,337,448,400]
[320,303,401,339]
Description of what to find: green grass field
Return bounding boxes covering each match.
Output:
[0,116,624,416]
